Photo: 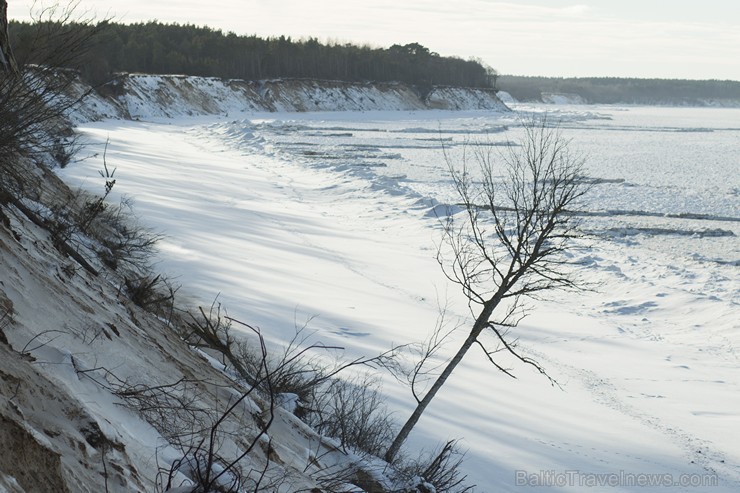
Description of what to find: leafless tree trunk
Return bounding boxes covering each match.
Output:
[0,0,18,75]
[385,116,589,463]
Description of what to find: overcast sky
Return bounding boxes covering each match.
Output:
[9,1,740,80]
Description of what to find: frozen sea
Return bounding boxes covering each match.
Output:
[241,104,739,264]
[63,104,740,492]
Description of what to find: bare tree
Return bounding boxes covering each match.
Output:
[385,116,589,463]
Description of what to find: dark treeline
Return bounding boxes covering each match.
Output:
[498,75,740,105]
[9,20,497,90]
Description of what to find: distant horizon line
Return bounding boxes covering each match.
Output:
[501,74,740,83]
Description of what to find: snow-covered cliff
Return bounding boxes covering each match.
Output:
[73,74,509,121]
[0,73,509,492]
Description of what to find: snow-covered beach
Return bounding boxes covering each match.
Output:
[59,104,740,492]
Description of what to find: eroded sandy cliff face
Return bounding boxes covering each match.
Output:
[69,74,508,121]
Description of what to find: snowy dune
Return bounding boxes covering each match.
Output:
[59,105,740,491]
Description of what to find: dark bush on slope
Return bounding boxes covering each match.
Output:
[1,3,101,194]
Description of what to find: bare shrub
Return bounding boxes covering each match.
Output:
[94,197,160,271]
[232,323,338,407]
[179,302,256,388]
[123,274,177,317]
[305,373,395,458]
[406,440,474,493]
[77,142,116,234]
[70,325,277,493]
[183,303,399,402]
[157,321,276,493]
[71,361,214,446]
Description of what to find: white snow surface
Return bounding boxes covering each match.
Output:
[56,100,740,492]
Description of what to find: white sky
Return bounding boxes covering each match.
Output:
[9,1,740,80]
